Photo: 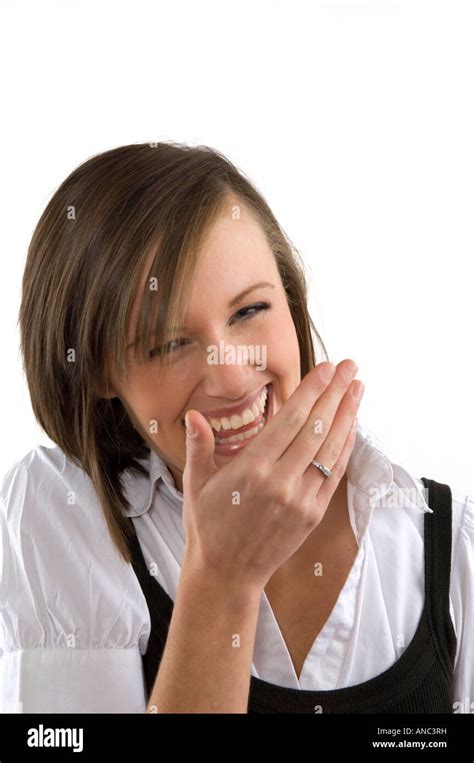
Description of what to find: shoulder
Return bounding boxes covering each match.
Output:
[368,455,472,618]
[410,475,474,556]
[406,475,473,591]
[2,444,96,521]
[1,444,111,571]
[0,444,150,653]
[412,474,473,690]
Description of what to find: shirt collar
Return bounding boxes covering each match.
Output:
[121,422,433,544]
[121,447,184,517]
[346,422,433,545]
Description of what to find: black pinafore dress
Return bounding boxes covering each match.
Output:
[127,477,457,713]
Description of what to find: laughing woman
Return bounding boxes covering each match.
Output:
[0,142,472,713]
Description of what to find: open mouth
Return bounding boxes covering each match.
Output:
[213,383,272,447]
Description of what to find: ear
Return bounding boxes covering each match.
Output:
[96,377,119,400]
[97,388,119,400]
[96,360,120,399]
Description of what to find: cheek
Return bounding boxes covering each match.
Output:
[120,372,162,427]
[263,304,300,367]
[125,372,185,435]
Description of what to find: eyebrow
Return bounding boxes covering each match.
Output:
[127,281,275,349]
[228,281,275,308]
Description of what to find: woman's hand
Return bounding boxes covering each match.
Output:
[181,359,364,593]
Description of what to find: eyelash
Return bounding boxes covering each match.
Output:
[233,301,271,323]
[148,302,271,359]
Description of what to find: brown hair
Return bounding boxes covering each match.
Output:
[19,141,329,564]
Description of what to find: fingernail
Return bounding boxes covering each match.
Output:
[185,414,197,437]
[343,361,358,382]
[320,363,336,383]
[351,381,364,401]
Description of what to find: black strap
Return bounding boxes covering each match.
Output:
[420,476,457,681]
[127,524,174,695]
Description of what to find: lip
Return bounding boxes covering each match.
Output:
[182,383,269,424]
[213,384,274,455]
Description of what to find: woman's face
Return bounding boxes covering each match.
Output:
[107,201,301,493]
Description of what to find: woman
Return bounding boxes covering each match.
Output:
[0,142,472,713]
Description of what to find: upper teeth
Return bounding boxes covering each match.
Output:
[208,387,268,432]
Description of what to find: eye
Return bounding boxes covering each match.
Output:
[148,339,189,359]
[231,302,271,323]
[148,302,271,359]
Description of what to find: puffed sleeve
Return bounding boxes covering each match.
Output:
[0,447,151,713]
[450,490,474,713]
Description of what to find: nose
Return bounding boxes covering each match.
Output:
[201,353,261,403]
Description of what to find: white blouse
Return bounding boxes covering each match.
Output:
[0,421,472,713]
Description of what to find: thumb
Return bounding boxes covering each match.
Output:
[183,410,217,496]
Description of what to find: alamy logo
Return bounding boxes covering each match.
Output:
[27,724,83,753]
[207,340,267,371]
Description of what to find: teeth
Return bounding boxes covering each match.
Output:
[215,419,266,444]
[230,413,243,429]
[242,408,255,425]
[209,386,268,433]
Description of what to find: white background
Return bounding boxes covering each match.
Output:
[0,0,472,496]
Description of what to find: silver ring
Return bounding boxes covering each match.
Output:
[311,461,333,478]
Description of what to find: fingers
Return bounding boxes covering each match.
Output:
[277,360,361,477]
[301,414,359,505]
[183,411,218,498]
[242,361,338,464]
[313,382,362,475]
